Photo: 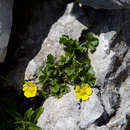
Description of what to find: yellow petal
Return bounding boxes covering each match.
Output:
[24,89,36,98]
[80,89,86,95]
[75,85,80,92]
[86,87,93,96]
[27,81,37,87]
[82,95,89,101]
[24,91,31,98]
[81,83,86,88]
[22,84,29,91]
[23,81,37,98]
[84,83,90,88]
[75,93,82,100]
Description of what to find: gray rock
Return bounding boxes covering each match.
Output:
[79,0,130,9]
[79,89,104,129]
[37,5,130,130]
[37,88,104,130]
[89,31,116,86]
[0,0,13,63]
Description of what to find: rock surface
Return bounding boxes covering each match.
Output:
[79,0,130,9]
[37,87,104,130]
[0,0,13,63]
[36,4,130,130]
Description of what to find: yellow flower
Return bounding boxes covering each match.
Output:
[22,81,37,98]
[75,83,93,101]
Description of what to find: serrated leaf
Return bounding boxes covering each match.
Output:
[91,40,98,46]
[50,85,60,93]
[59,35,69,44]
[88,67,95,75]
[57,55,66,66]
[87,41,95,51]
[41,91,49,99]
[39,73,48,87]
[64,65,75,76]
[86,32,94,41]
[46,54,54,64]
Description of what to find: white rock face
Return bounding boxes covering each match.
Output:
[90,31,116,86]
[37,88,80,130]
[37,88,104,130]
[79,89,104,128]
[0,0,13,63]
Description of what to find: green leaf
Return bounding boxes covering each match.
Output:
[64,66,75,76]
[50,85,60,93]
[50,79,58,86]
[87,41,96,52]
[41,91,49,99]
[46,54,54,64]
[32,107,43,124]
[91,40,98,46]
[39,74,48,86]
[28,126,41,130]
[59,35,69,44]
[57,55,66,66]
[24,108,34,121]
[88,67,95,75]
[86,32,94,41]
[14,127,25,130]
[85,32,99,53]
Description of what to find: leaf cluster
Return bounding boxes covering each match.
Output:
[39,32,98,99]
[9,107,43,130]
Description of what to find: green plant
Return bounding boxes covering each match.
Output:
[9,107,43,130]
[39,32,98,99]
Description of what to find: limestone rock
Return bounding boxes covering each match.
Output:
[37,88,104,130]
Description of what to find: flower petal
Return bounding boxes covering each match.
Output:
[81,83,86,88]
[82,95,89,101]
[27,81,36,87]
[75,93,82,100]
[22,81,37,98]
[24,91,31,98]
[86,87,93,96]
[75,85,80,92]
[22,84,29,91]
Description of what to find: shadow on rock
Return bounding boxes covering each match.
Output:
[0,0,68,88]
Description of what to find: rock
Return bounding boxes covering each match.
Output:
[37,87,80,130]
[79,0,130,9]
[89,31,116,86]
[0,0,13,63]
[37,5,130,130]
[79,89,104,129]
[37,88,104,130]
